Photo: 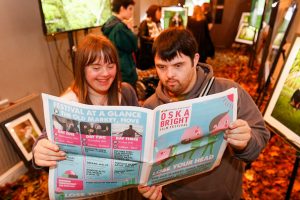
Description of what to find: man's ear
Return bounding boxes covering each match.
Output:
[193,53,200,67]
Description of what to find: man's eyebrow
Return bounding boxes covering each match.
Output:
[172,61,184,66]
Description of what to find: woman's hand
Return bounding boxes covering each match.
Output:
[138,185,162,200]
[33,138,66,167]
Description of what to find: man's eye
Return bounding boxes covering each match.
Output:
[175,64,181,68]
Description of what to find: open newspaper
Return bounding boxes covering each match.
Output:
[42,88,237,200]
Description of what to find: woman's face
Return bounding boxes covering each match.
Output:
[85,58,117,95]
[155,9,161,22]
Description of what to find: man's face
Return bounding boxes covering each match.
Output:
[155,53,199,97]
[120,5,134,20]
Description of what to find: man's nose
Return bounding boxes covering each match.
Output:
[166,68,174,78]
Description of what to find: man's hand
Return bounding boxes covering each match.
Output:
[33,138,66,167]
[138,185,162,200]
[224,119,251,150]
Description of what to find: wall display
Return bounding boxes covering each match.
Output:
[38,0,112,35]
[272,3,297,49]
[254,0,277,67]
[234,0,266,45]
[240,12,250,25]
[235,22,258,45]
[249,0,266,29]
[161,6,188,29]
[0,109,43,163]
[264,35,300,150]
[260,2,297,89]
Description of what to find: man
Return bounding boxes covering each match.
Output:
[138,28,270,200]
[122,125,141,137]
[101,0,138,87]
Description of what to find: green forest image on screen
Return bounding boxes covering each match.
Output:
[41,0,112,35]
[271,49,300,136]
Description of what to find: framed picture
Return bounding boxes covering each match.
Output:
[235,23,258,45]
[161,6,188,29]
[264,35,300,150]
[239,12,250,26]
[0,109,42,163]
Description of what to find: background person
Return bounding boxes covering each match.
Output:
[101,0,138,88]
[138,4,162,70]
[187,5,215,63]
[32,34,141,200]
[138,28,270,200]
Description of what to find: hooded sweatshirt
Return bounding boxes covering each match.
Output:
[101,16,138,86]
[143,63,270,200]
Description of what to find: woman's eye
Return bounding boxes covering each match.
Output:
[107,64,115,69]
[92,66,100,70]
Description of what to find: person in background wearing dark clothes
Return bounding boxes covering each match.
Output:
[138,5,162,70]
[187,5,215,63]
[137,27,270,200]
[202,2,213,30]
[102,0,138,87]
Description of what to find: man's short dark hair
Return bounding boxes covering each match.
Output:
[152,27,198,61]
[112,0,135,13]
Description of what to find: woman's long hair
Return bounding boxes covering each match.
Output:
[71,34,121,105]
[192,5,206,21]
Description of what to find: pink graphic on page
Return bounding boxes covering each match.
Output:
[62,170,78,179]
[155,147,172,163]
[227,94,234,102]
[54,129,81,145]
[180,126,203,144]
[209,112,230,135]
[112,136,142,150]
[57,178,83,190]
[82,135,111,148]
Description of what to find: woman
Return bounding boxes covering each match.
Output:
[187,5,215,63]
[138,4,162,70]
[33,34,142,199]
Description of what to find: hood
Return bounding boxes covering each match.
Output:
[101,16,121,35]
[155,63,214,104]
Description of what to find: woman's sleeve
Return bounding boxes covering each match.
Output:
[31,129,48,169]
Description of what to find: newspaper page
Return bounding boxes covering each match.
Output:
[140,88,237,185]
[42,88,237,200]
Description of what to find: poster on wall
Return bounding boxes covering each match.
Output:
[161,6,188,29]
[264,35,300,150]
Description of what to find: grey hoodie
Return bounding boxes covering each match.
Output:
[143,63,270,200]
